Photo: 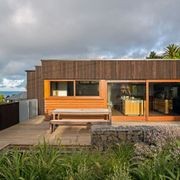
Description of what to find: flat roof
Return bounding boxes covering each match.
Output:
[41,59,180,61]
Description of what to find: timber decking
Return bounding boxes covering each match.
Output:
[0,116,91,150]
[50,119,110,133]
[0,115,180,150]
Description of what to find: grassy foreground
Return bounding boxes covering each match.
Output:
[0,141,179,180]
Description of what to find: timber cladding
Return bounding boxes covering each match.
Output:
[35,66,44,115]
[41,60,180,80]
[26,70,36,99]
[43,80,107,114]
[26,59,180,115]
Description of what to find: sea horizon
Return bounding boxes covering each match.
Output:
[0,91,26,97]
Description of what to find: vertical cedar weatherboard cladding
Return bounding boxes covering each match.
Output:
[26,70,36,99]
[41,60,180,80]
[26,60,180,115]
[177,61,180,77]
[35,66,44,115]
[26,68,44,115]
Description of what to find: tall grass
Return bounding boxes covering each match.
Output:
[131,140,180,180]
[0,140,179,180]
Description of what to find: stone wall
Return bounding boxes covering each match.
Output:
[91,125,180,150]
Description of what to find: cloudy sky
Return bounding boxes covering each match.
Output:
[0,0,180,91]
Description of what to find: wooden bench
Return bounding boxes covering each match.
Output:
[50,119,111,133]
[50,108,111,133]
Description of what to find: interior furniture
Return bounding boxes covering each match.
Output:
[153,98,172,114]
[173,98,180,114]
[121,99,144,116]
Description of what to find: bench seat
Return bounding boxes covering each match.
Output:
[50,119,111,133]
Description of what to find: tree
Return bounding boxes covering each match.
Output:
[146,51,162,59]
[163,44,180,59]
[0,94,5,103]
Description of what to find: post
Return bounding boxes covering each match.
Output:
[146,81,149,121]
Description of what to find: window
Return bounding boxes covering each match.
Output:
[49,80,100,97]
[149,83,180,116]
[108,82,146,116]
[50,81,74,96]
[76,81,99,96]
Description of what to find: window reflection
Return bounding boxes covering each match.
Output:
[108,83,146,116]
[149,83,180,116]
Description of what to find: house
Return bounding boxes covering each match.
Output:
[26,59,180,121]
[6,92,27,103]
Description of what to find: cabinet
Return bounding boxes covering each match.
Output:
[153,98,172,114]
[121,99,144,116]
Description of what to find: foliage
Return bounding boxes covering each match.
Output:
[146,51,163,59]
[0,140,179,180]
[146,44,180,59]
[132,140,180,180]
[0,94,5,103]
[163,44,180,59]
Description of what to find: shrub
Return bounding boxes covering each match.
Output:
[0,140,179,180]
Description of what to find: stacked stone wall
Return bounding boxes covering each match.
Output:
[91,125,180,150]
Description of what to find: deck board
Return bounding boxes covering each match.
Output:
[0,115,180,150]
[0,116,91,150]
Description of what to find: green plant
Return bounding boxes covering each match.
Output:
[163,44,180,59]
[146,44,180,60]
[0,140,179,180]
[146,51,163,59]
[0,94,5,103]
[131,141,180,180]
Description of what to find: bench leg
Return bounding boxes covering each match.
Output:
[87,123,92,130]
[50,124,54,133]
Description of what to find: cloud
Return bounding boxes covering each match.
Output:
[0,0,180,90]
[12,6,37,25]
[0,78,24,89]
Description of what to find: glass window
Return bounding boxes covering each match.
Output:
[108,83,146,116]
[76,81,99,96]
[149,83,180,116]
[50,81,74,96]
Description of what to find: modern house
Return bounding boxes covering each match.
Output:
[26,59,180,121]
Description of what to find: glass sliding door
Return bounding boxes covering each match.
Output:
[149,82,180,116]
[108,82,146,116]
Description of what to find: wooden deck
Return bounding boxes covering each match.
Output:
[0,116,180,150]
[0,116,91,150]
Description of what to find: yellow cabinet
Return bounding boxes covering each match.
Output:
[122,99,144,116]
[153,98,172,114]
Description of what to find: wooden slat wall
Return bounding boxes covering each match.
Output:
[27,60,180,115]
[35,66,44,115]
[26,70,36,99]
[27,69,45,115]
[41,60,180,80]
[45,98,107,114]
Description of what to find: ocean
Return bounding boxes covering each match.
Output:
[0,91,23,97]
